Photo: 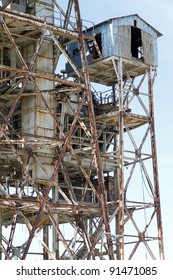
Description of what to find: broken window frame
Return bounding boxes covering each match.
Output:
[86,32,102,60]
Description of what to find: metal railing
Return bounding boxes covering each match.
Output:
[92,88,117,105]
[35,7,95,32]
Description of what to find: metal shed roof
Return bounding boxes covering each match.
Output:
[87,14,162,38]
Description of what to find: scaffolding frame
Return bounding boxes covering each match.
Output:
[0,0,164,260]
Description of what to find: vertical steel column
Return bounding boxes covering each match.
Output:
[43,226,49,260]
[0,210,2,260]
[117,58,124,260]
[73,0,115,260]
[148,66,165,260]
[52,183,60,259]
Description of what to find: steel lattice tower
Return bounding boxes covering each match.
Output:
[0,0,164,260]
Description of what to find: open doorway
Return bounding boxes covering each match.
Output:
[131,26,143,59]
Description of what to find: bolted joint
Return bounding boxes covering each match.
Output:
[135,149,141,157]
[133,88,139,95]
[119,111,125,118]
[138,232,145,241]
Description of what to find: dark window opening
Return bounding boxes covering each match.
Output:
[72,47,80,56]
[86,33,102,60]
[13,0,25,4]
[13,0,20,4]
[95,32,102,53]
[134,20,137,27]
[131,26,143,59]
[56,103,62,114]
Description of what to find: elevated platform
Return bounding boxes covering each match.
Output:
[0,9,84,44]
[0,194,117,226]
[0,107,149,179]
[95,110,148,128]
[66,56,150,86]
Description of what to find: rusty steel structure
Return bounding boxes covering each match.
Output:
[0,0,164,260]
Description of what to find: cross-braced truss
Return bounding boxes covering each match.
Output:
[0,0,164,260]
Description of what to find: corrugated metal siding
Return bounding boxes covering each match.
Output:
[87,21,114,58]
[89,15,158,65]
[2,0,26,12]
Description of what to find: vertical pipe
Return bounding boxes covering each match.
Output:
[148,66,165,260]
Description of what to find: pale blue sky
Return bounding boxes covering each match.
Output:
[77,0,172,259]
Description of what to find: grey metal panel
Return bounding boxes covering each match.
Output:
[118,25,132,59]
[101,22,113,58]
[153,38,158,66]
[2,0,26,12]
[35,6,53,24]
[9,3,26,13]
[142,31,155,66]
[87,21,114,58]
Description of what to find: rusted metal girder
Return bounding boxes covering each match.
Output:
[116,58,125,260]
[0,0,13,11]
[5,213,17,259]
[60,162,77,203]
[148,66,165,260]
[0,16,28,69]
[53,0,76,31]
[73,0,115,260]
[65,0,75,29]
[51,31,82,78]
[0,65,84,89]
[0,9,92,41]
[52,0,76,65]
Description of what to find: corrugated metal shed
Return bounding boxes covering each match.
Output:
[66,14,162,85]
